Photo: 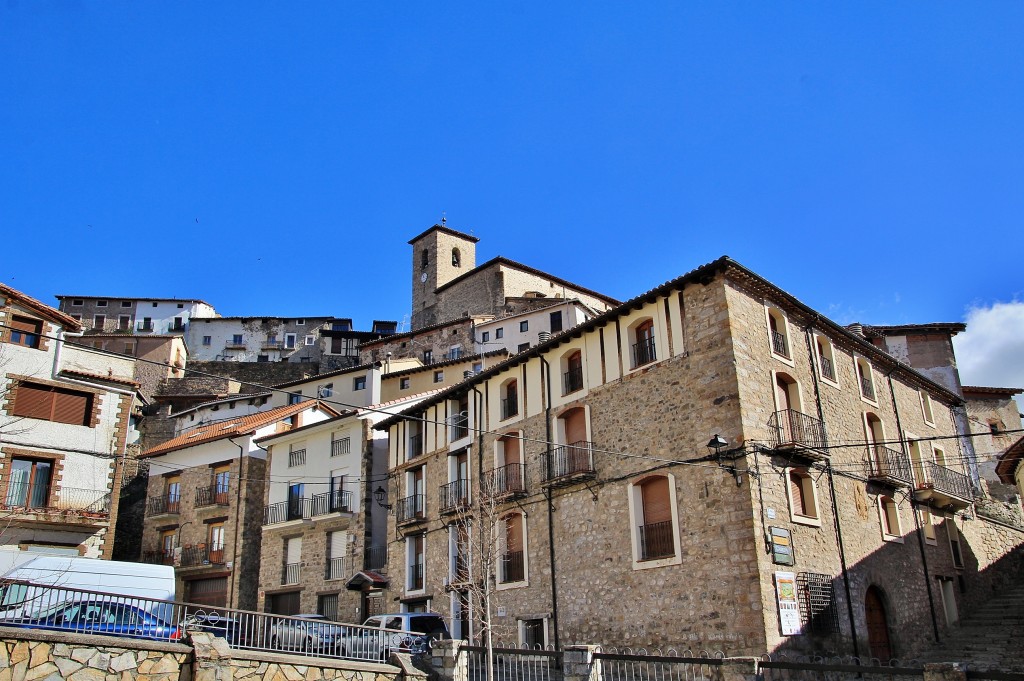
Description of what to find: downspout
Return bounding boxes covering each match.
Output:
[228,437,246,610]
[470,385,484,644]
[804,325,858,658]
[539,355,560,651]
[887,373,940,642]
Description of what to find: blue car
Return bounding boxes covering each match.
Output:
[11,600,180,642]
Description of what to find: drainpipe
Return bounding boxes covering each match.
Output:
[887,373,940,642]
[470,385,484,644]
[826,460,860,659]
[538,355,560,651]
[228,437,246,610]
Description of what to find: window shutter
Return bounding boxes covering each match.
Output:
[12,384,53,420]
[506,515,523,552]
[790,472,806,516]
[11,316,42,334]
[504,437,521,466]
[641,477,672,524]
[52,390,90,425]
[286,537,302,564]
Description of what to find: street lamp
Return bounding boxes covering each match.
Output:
[374,486,392,510]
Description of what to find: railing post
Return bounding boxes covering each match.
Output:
[430,639,467,681]
[563,645,601,681]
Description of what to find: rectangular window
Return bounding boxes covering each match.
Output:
[96,300,107,308]
[495,328,504,339]
[354,376,366,391]
[304,335,315,346]
[521,619,546,648]
[408,534,425,591]
[9,316,42,349]
[177,303,184,309]
[117,315,130,330]
[331,436,350,458]
[123,343,135,355]
[12,382,93,426]
[520,321,529,332]
[517,343,530,353]
[202,336,212,346]
[93,315,105,329]
[296,319,305,326]
[71,299,83,306]
[481,331,490,342]
[71,314,82,322]
[400,377,410,390]
[947,520,964,569]
[171,317,184,331]
[208,523,226,563]
[550,311,563,333]
[257,354,269,362]
[121,301,132,308]
[288,391,302,405]
[285,334,297,349]
[921,391,935,425]
[423,350,433,364]
[4,458,53,508]
[318,593,339,621]
[232,334,243,345]
[434,371,444,383]
[140,317,153,332]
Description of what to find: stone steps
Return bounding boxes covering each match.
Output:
[919,581,1024,671]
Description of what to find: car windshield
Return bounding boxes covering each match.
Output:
[409,616,449,638]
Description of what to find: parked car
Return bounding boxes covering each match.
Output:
[8,599,179,642]
[269,613,345,653]
[342,612,451,660]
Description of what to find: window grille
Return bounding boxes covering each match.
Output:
[797,572,840,634]
[331,437,351,457]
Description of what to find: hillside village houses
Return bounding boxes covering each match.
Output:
[0,284,144,560]
[4,222,1023,662]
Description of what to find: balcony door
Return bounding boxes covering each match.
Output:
[5,458,51,508]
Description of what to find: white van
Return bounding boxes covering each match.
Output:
[0,554,176,619]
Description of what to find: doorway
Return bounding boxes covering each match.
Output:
[865,586,893,662]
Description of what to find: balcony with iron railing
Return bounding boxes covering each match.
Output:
[543,441,596,484]
[136,321,154,332]
[860,376,876,401]
[500,397,519,420]
[282,562,301,585]
[2,483,112,518]
[195,485,230,507]
[499,551,524,583]
[914,461,973,509]
[639,520,675,561]
[288,448,306,468]
[408,433,424,458]
[396,494,425,525]
[771,331,789,358]
[261,341,285,350]
[180,543,226,568]
[263,498,312,525]
[331,438,351,458]
[563,366,584,395]
[439,480,470,514]
[820,356,835,381]
[311,489,353,516]
[326,555,354,580]
[490,463,526,499]
[408,563,424,591]
[146,494,181,517]
[363,545,388,571]
[142,548,175,565]
[631,338,657,368]
[449,414,469,441]
[866,445,914,487]
[768,409,828,458]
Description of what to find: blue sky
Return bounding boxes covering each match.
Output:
[2,3,1023,385]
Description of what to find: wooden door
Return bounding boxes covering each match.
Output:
[865,586,893,662]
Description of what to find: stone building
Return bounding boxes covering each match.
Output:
[996,437,1024,501]
[75,333,188,401]
[0,283,142,559]
[54,296,217,335]
[138,400,341,608]
[962,386,1024,496]
[255,391,436,621]
[409,223,618,330]
[373,257,1024,660]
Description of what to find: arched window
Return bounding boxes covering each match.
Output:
[499,513,526,584]
[767,307,790,359]
[452,248,461,267]
[856,357,876,402]
[548,408,592,480]
[629,318,657,368]
[500,379,519,420]
[865,413,887,477]
[494,434,524,496]
[815,335,837,383]
[562,350,583,395]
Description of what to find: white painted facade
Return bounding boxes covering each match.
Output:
[1,287,141,558]
[172,393,273,436]
[473,301,593,356]
[58,297,217,335]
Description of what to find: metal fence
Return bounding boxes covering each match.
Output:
[0,582,423,663]
[759,655,925,681]
[466,644,562,681]
[595,648,722,681]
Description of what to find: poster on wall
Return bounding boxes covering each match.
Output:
[775,571,802,636]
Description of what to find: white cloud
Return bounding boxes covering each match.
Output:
[954,300,1024,412]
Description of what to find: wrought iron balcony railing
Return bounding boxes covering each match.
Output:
[918,461,973,502]
[263,498,312,525]
[544,441,595,481]
[2,483,111,515]
[860,377,876,401]
[146,494,181,516]
[312,489,353,516]
[820,356,835,381]
[326,556,354,580]
[771,330,789,358]
[490,463,526,497]
[449,414,469,441]
[632,338,657,368]
[499,551,525,583]
[195,485,230,507]
[142,549,175,565]
[639,520,675,561]
[282,562,301,585]
[180,543,226,567]
[867,445,914,486]
[396,494,425,524]
[563,366,584,395]
[768,409,828,452]
[408,563,424,591]
[363,545,388,571]
[439,480,470,514]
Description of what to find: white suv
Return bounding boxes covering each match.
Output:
[343,612,451,660]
